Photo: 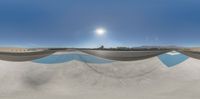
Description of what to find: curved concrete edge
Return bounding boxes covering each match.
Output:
[83,57,166,79]
[79,50,169,61]
[0,50,56,62]
[178,51,200,60]
[0,55,200,99]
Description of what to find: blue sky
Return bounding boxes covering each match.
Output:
[0,0,200,48]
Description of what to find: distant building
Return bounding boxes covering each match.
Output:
[98,45,104,49]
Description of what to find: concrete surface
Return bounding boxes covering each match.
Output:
[0,51,200,99]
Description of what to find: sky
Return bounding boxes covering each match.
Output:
[0,0,200,48]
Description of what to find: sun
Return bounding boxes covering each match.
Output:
[95,28,106,36]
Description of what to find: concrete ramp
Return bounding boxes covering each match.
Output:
[0,50,55,61]
[179,51,200,60]
[80,50,168,61]
[0,52,200,99]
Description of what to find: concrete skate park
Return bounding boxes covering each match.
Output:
[0,48,200,99]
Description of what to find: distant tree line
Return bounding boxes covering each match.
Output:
[95,45,171,51]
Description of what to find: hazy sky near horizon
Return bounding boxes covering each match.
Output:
[0,0,200,48]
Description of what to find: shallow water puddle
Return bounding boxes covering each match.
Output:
[158,51,189,67]
[32,53,112,64]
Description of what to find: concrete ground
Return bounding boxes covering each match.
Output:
[0,52,200,99]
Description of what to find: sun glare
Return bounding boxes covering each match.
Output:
[95,28,106,36]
